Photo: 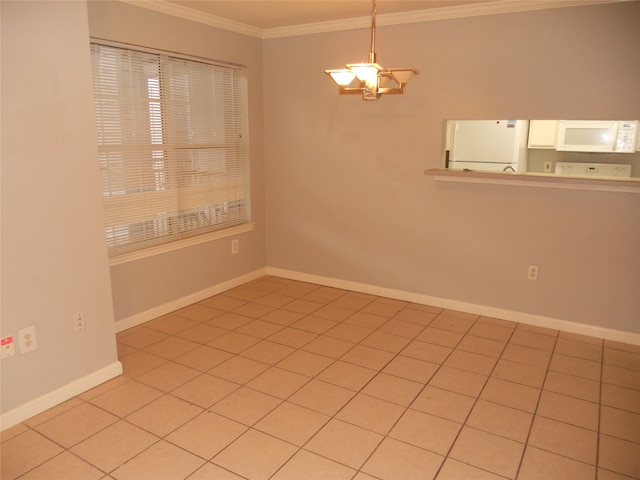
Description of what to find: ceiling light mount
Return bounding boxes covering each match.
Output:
[325,0,419,101]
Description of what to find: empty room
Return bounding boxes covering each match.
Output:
[1,0,639,479]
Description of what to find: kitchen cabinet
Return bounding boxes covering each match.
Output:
[528,120,559,149]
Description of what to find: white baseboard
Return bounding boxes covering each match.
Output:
[6,267,633,432]
[115,263,639,343]
[267,267,640,346]
[0,361,123,432]
[114,268,268,333]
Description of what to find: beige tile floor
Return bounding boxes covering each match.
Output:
[2,275,640,480]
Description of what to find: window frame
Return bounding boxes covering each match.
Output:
[90,39,252,264]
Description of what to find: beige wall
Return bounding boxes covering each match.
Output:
[1,1,119,415]
[86,1,267,323]
[263,2,640,333]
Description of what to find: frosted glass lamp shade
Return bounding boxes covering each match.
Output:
[347,63,382,83]
[326,69,356,86]
[389,68,419,85]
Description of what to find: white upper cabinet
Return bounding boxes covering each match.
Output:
[528,120,559,149]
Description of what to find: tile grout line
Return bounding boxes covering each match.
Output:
[431,314,518,480]
[511,330,559,480]
[202,284,391,479]
[595,340,604,480]
[342,306,452,478]
[265,298,438,479]
[261,300,475,478]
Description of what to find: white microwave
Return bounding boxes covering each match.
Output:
[556,120,638,153]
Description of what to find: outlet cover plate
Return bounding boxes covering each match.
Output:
[18,326,38,354]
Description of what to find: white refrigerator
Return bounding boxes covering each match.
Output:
[447,120,529,173]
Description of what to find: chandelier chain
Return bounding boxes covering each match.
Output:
[369,0,377,63]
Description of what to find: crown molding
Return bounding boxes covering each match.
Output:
[121,0,629,40]
[264,0,626,38]
[120,0,264,38]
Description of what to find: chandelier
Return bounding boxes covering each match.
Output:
[325,0,419,101]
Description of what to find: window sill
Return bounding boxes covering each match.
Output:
[425,169,640,194]
[108,223,255,267]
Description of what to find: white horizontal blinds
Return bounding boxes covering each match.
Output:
[90,43,249,257]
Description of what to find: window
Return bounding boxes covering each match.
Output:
[90,42,250,258]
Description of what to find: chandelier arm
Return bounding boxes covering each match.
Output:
[376,87,406,95]
[337,87,368,95]
[338,86,405,95]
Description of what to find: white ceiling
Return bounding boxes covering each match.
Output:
[123,0,625,38]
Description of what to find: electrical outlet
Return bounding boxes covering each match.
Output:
[231,239,239,255]
[74,312,86,333]
[544,161,552,173]
[1,336,16,359]
[18,326,38,354]
[527,265,539,281]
